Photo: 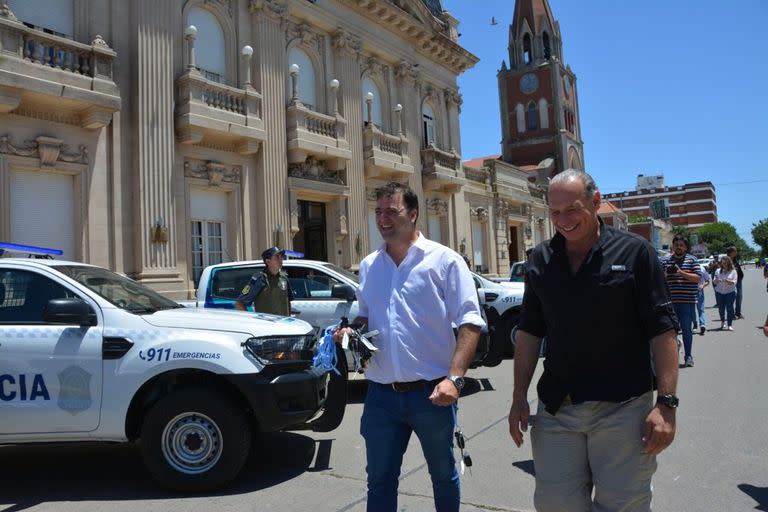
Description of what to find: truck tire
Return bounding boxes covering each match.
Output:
[499,310,521,357]
[141,387,251,492]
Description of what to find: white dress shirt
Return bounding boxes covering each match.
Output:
[357,233,486,384]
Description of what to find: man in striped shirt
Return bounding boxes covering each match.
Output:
[664,235,702,367]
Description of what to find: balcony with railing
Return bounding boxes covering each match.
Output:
[176,32,265,154]
[362,123,412,179]
[0,7,120,129]
[421,145,465,193]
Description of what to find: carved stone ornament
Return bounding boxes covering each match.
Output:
[184,160,242,186]
[0,3,17,20]
[424,86,438,102]
[471,206,489,223]
[91,34,110,48]
[287,22,316,47]
[0,135,89,168]
[248,0,287,19]
[394,60,420,83]
[288,156,343,185]
[426,198,448,216]
[365,187,378,202]
[332,29,362,55]
[495,199,510,218]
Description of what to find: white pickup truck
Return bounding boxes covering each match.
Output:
[0,258,344,491]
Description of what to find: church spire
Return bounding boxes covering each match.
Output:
[508,0,562,69]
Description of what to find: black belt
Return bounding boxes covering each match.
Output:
[383,377,444,393]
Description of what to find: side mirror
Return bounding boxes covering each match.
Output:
[44,298,96,326]
[331,283,356,302]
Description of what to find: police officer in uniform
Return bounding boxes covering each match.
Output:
[235,247,293,316]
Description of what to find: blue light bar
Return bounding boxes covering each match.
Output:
[283,250,304,259]
[0,242,63,256]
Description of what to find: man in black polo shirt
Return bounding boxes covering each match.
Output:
[508,170,680,511]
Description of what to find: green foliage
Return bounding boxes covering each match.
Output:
[694,222,754,258]
[672,225,691,239]
[627,214,649,224]
[752,218,768,256]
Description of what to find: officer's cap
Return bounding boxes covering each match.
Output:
[262,247,286,260]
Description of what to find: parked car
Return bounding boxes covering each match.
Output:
[193,259,505,369]
[470,272,524,356]
[509,260,527,282]
[0,258,344,491]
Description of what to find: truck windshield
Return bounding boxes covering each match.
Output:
[320,262,359,284]
[54,265,182,314]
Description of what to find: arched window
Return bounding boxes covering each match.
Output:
[288,47,317,110]
[9,0,73,37]
[527,102,538,131]
[523,33,532,65]
[188,7,226,83]
[361,77,383,129]
[542,32,551,60]
[515,103,525,133]
[422,103,436,147]
[538,98,549,129]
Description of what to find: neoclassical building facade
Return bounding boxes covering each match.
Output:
[0,0,546,297]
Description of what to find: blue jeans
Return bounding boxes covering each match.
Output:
[361,382,459,512]
[716,291,736,326]
[735,281,743,316]
[696,289,706,327]
[673,303,695,359]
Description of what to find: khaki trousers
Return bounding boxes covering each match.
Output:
[531,392,657,512]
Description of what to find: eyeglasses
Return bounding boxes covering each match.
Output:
[374,207,406,218]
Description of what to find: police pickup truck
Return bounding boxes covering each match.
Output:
[0,258,343,491]
[191,259,524,367]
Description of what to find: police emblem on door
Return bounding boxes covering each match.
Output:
[57,366,92,414]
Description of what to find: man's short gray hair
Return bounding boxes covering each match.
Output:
[548,169,598,199]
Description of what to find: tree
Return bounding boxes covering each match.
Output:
[752,218,768,256]
[672,225,691,239]
[693,222,752,257]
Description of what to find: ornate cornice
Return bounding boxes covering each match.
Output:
[184,160,242,185]
[0,135,88,168]
[425,197,448,216]
[288,156,344,185]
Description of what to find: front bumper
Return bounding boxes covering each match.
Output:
[224,365,328,432]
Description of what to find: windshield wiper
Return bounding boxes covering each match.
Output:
[126,304,158,314]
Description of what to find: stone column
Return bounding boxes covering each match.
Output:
[132,0,179,281]
[250,1,289,253]
[332,29,363,268]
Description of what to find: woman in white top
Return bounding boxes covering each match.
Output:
[714,255,738,330]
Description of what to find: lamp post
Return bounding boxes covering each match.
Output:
[241,45,253,89]
[185,25,198,72]
[365,91,374,126]
[329,79,339,115]
[289,63,300,104]
[394,103,403,135]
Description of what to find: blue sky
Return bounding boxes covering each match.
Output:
[443,0,767,248]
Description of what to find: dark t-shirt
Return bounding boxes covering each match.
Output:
[518,222,679,414]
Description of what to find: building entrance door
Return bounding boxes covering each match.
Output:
[508,226,519,263]
[295,200,327,261]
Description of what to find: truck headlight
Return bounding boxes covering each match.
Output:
[244,334,315,362]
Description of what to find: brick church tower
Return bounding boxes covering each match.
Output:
[498,0,584,176]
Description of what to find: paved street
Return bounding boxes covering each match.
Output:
[1,267,766,512]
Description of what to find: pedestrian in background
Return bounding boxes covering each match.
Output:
[508,170,679,511]
[714,255,738,331]
[696,263,711,335]
[664,235,702,368]
[336,182,484,512]
[235,247,293,316]
[726,246,745,319]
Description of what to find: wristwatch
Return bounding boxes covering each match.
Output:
[656,394,679,409]
[448,375,465,391]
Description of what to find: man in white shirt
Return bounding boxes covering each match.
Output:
[336,182,485,512]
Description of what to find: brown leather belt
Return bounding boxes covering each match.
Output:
[386,377,444,393]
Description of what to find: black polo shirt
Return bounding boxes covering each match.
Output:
[518,221,679,414]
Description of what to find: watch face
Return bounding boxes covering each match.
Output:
[451,376,465,390]
[520,73,539,94]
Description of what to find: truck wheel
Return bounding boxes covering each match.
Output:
[141,387,251,492]
[499,311,521,357]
